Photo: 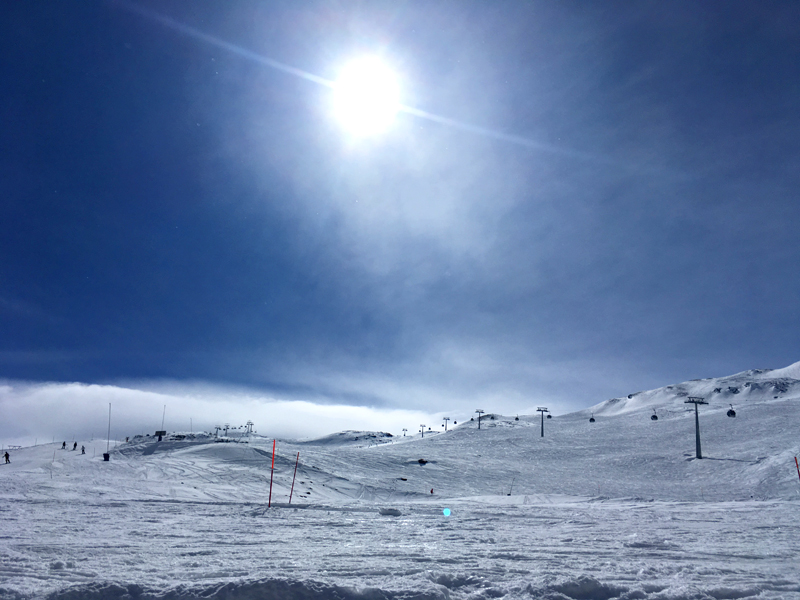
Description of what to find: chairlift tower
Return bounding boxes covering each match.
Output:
[685,397,707,459]
[537,407,549,437]
[402,428,407,437]
[475,409,485,430]
[419,424,426,438]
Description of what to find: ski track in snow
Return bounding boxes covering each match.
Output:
[2,495,799,600]
[2,366,800,599]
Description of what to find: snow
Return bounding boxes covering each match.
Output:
[2,365,800,599]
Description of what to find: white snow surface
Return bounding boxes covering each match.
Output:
[2,365,800,599]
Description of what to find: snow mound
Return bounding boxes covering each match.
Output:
[296,430,394,446]
[46,578,444,600]
[763,359,800,380]
[43,575,793,600]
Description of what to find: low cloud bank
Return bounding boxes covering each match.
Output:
[0,381,441,448]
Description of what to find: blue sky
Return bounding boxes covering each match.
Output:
[1,1,799,440]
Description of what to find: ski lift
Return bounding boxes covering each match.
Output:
[727,404,736,418]
[651,409,658,421]
[546,414,552,419]
[514,415,519,421]
[589,413,595,423]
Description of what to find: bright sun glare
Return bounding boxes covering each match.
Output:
[333,57,400,136]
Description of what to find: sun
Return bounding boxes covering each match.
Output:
[332,57,400,136]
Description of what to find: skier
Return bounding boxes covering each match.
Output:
[3,452,9,464]
[81,446,85,455]
[430,488,434,494]
[73,442,77,451]
[62,441,66,450]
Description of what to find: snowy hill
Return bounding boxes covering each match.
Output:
[2,362,800,599]
[296,430,396,446]
[590,359,800,418]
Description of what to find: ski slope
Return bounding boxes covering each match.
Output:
[2,362,800,599]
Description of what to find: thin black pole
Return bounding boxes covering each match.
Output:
[289,452,300,503]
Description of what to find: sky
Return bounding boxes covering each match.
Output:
[2,1,799,444]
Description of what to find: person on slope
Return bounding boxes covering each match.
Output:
[72,442,77,451]
[81,446,85,455]
[62,441,66,450]
[3,452,9,464]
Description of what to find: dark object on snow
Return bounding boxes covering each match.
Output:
[379,508,402,516]
[418,458,427,465]
[62,441,66,449]
[81,446,85,454]
[651,409,658,421]
[4,452,9,464]
[589,413,595,423]
[727,405,736,418]
[157,435,162,442]
[73,442,77,451]
[103,453,110,461]
[547,414,552,419]
[515,416,519,421]
[430,489,434,494]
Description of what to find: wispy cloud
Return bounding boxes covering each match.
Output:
[0,380,440,448]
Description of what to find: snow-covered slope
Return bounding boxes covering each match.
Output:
[590,359,800,418]
[2,362,800,600]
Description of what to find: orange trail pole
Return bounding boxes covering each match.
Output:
[268,439,276,508]
[289,452,300,504]
[795,457,800,484]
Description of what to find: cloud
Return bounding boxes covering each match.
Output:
[0,380,441,449]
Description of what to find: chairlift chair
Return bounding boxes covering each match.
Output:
[727,404,736,418]
[546,414,552,419]
[651,409,658,421]
[589,413,595,423]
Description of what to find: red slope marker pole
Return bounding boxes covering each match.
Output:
[795,457,800,484]
[289,452,300,504]
[268,439,276,508]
